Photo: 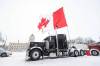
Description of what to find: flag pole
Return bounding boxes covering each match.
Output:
[48,31,51,41]
[66,27,71,48]
[55,28,59,57]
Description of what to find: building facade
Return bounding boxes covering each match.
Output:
[8,42,29,52]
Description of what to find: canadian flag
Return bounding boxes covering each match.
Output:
[38,17,49,30]
[53,7,68,29]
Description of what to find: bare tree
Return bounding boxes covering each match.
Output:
[74,37,84,44]
[0,32,3,42]
[84,38,95,44]
[0,32,7,48]
[69,36,95,45]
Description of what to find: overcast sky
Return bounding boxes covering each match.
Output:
[0,0,100,42]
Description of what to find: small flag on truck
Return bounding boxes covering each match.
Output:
[38,17,49,30]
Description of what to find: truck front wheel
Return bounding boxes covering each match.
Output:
[30,49,41,61]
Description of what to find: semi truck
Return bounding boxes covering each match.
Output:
[26,34,85,61]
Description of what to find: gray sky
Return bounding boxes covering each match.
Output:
[0,0,100,42]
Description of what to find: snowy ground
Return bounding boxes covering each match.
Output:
[0,52,100,66]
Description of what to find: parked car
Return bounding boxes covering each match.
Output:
[0,47,12,57]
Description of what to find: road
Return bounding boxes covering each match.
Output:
[0,52,100,66]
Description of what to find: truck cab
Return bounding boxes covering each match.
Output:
[44,34,68,52]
